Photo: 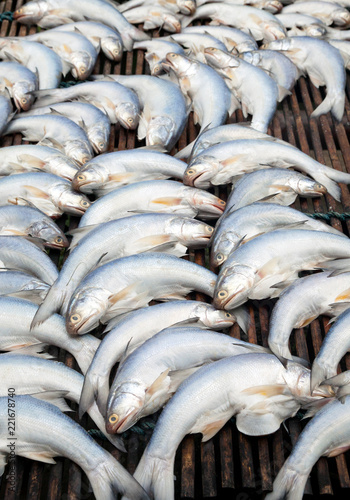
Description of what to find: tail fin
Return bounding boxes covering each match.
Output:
[309,170,341,201]
[79,367,110,418]
[267,464,309,500]
[31,283,66,329]
[310,359,333,394]
[311,91,345,122]
[86,451,149,500]
[175,141,195,160]
[87,401,126,452]
[71,335,100,375]
[232,305,250,333]
[127,450,175,500]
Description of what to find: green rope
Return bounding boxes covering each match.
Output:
[59,80,82,88]
[88,429,108,441]
[309,211,350,222]
[0,11,13,22]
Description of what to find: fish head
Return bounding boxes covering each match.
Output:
[70,52,93,80]
[13,2,47,24]
[188,188,226,218]
[284,361,335,401]
[305,24,327,38]
[261,38,291,52]
[146,116,175,149]
[64,140,92,167]
[102,36,123,62]
[194,302,236,328]
[116,101,140,130]
[211,230,242,267]
[89,127,109,154]
[262,0,283,14]
[106,383,145,434]
[293,177,327,197]
[169,217,214,246]
[213,264,255,309]
[72,163,109,193]
[204,47,238,70]
[66,286,110,335]
[164,52,193,76]
[178,0,196,15]
[333,9,350,27]
[28,220,69,249]
[162,13,182,33]
[262,22,287,42]
[12,82,35,111]
[51,182,91,216]
[184,155,221,188]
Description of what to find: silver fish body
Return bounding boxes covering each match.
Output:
[211,202,344,267]
[276,13,328,37]
[0,396,149,500]
[72,149,186,195]
[167,33,228,63]
[0,271,49,304]
[123,5,181,32]
[197,0,283,13]
[66,253,217,335]
[0,172,90,218]
[269,271,350,361]
[0,62,37,111]
[182,25,258,53]
[133,39,185,75]
[0,91,13,136]
[282,1,350,27]
[328,39,350,70]
[80,301,236,417]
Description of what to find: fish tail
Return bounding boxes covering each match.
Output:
[308,170,341,201]
[267,465,309,500]
[86,452,149,500]
[72,334,100,375]
[175,141,195,159]
[232,305,251,334]
[79,367,109,418]
[30,283,66,329]
[31,88,68,108]
[311,91,345,122]
[310,359,332,394]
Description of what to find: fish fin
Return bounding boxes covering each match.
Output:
[3,51,20,64]
[20,450,57,464]
[4,289,47,305]
[327,445,350,458]
[80,367,110,419]
[321,259,350,275]
[108,172,138,183]
[277,84,291,102]
[67,224,99,249]
[4,343,53,359]
[158,290,191,300]
[311,92,345,123]
[295,315,317,328]
[32,391,72,412]
[145,368,171,399]
[241,384,287,398]
[257,257,280,279]
[200,418,228,442]
[322,372,350,388]
[22,185,50,199]
[236,411,282,436]
[107,282,151,313]
[151,197,183,206]
[133,452,175,500]
[30,283,67,329]
[221,154,245,168]
[131,234,177,253]
[232,305,250,333]
[17,154,46,170]
[334,288,350,301]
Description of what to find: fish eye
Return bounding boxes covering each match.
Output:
[127,117,134,124]
[218,199,225,206]
[80,200,90,208]
[16,8,23,13]
[205,226,213,233]
[217,290,228,299]
[79,66,86,74]
[99,142,105,149]
[21,97,27,104]
[70,314,81,324]
[55,236,63,244]
[77,174,86,181]
[216,253,224,262]
[186,169,195,175]
[225,312,232,318]
[169,53,177,58]
[109,414,119,424]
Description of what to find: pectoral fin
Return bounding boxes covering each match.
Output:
[146,368,171,398]
[23,185,50,199]
[200,418,228,442]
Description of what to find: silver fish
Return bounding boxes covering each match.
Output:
[0,144,78,180]
[0,396,149,500]
[182,25,258,53]
[106,327,269,433]
[0,90,13,136]
[26,30,98,80]
[32,81,140,128]
[23,102,111,154]
[264,37,346,121]
[32,214,215,325]
[163,52,233,133]
[77,180,225,231]
[133,39,185,75]
[269,271,350,361]
[93,74,187,151]
[66,253,217,335]
[282,1,350,27]
[0,38,63,89]
[328,39,350,70]
[0,271,49,304]
[123,5,182,32]
[0,172,90,218]
[166,33,228,63]
[225,168,327,211]
[0,204,68,249]
[0,62,37,111]
[204,47,279,132]
[72,149,186,196]
[51,21,124,61]
[266,397,350,500]
[276,13,328,37]
[79,301,237,417]
[118,0,196,15]
[211,203,344,267]
[213,229,350,310]
[184,139,350,201]
[0,297,100,374]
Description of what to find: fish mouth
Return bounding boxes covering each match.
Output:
[67,314,96,335]
[184,171,211,189]
[44,239,69,249]
[213,289,245,310]
[63,206,86,216]
[106,409,139,434]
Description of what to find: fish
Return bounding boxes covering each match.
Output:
[0,354,125,451]
[0,297,100,374]
[92,74,187,151]
[311,308,350,393]
[72,149,186,196]
[127,353,330,500]
[266,397,350,500]
[79,300,238,417]
[0,236,58,285]
[0,38,63,89]
[0,204,68,249]
[0,61,37,111]
[0,395,149,499]
[322,371,350,401]
[4,115,93,166]
[264,37,346,121]
[0,90,13,136]
[213,229,350,310]
[197,0,282,13]
[182,25,258,53]
[0,271,49,304]
[240,49,300,93]
[326,27,350,40]
[204,47,280,132]
[328,39,350,70]
[133,39,185,75]
[211,202,345,267]
[183,139,350,201]
[23,102,111,154]
[51,21,124,61]
[77,180,225,231]
[282,1,350,27]
[32,213,215,325]
[0,172,90,218]
[106,327,270,433]
[181,4,287,42]
[269,271,350,361]
[163,53,234,133]
[0,144,79,180]
[165,32,228,64]
[14,0,150,51]
[225,168,327,212]
[31,81,141,128]
[66,252,217,335]
[118,0,196,15]
[123,5,182,32]
[276,13,328,37]
[26,30,98,80]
